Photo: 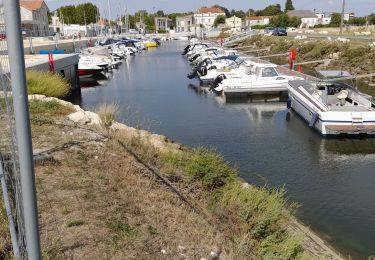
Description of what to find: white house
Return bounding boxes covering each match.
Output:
[20,0,50,36]
[287,10,319,28]
[225,16,242,29]
[176,15,194,33]
[315,13,331,25]
[193,7,225,29]
[244,16,272,28]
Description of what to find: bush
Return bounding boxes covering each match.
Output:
[26,70,71,98]
[186,148,236,189]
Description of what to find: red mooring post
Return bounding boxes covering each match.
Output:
[48,53,54,73]
[289,49,296,70]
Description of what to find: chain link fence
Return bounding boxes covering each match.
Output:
[0,1,30,258]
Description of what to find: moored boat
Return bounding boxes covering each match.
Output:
[287,79,375,136]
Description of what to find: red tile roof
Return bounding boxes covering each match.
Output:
[20,0,46,11]
[196,7,225,14]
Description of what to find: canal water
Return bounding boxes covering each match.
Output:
[75,41,375,258]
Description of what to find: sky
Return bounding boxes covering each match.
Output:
[45,0,374,17]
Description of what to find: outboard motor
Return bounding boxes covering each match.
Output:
[182,45,191,55]
[210,74,227,91]
[189,53,201,63]
[187,67,199,79]
[197,58,210,68]
[198,66,208,76]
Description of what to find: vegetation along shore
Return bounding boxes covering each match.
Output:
[0,72,343,259]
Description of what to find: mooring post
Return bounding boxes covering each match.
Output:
[4,0,41,259]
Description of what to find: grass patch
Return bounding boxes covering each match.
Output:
[96,103,119,128]
[67,220,85,227]
[106,219,137,239]
[27,70,70,98]
[29,100,74,117]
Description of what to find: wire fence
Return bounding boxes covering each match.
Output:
[0,2,27,259]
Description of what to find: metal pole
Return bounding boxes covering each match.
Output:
[339,0,346,36]
[3,0,41,259]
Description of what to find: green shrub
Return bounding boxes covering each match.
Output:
[216,183,302,258]
[186,148,236,189]
[26,70,70,98]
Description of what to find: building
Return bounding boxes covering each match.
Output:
[243,16,272,28]
[176,15,194,33]
[225,16,242,29]
[287,10,319,28]
[155,17,173,33]
[135,22,146,34]
[315,13,331,25]
[20,0,50,36]
[193,7,225,29]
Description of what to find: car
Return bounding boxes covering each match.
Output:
[273,28,287,36]
[264,27,275,34]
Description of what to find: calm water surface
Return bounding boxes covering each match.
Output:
[75,41,375,258]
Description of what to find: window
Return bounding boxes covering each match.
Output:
[261,67,278,77]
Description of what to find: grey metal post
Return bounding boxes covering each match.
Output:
[3,0,41,259]
[339,0,346,36]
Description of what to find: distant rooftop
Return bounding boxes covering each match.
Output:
[20,0,47,11]
[196,7,225,14]
[287,10,317,18]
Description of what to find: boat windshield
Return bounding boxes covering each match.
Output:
[261,67,279,77]
[235,58,245,66]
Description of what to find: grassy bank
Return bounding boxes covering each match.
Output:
[0,98,343,259]
[239,35,375,83]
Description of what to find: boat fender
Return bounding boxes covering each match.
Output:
[287,97,292,109]
[309,113,319,127]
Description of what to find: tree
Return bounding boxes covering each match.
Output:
[213,15,226,27]
[234,10,246,19]
[247,9,256,17]
[270,14,301,28]
[329,13,342,27]
[284,0,295,13]
[156,10,165,17]
[212,5,230,18]
[257,4,282,16]
[56,3,99,25]
[367,13,375,25]
[348,17,366,26]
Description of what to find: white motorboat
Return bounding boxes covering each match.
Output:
[212,63,302,96]
[78,62,103,77]
[194,57,246,84]
[287,80,375,136]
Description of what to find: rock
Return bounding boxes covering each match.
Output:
[68,111,101,125]
[210,251,218,258]
[161,249,167,254]
[242,182,251,189]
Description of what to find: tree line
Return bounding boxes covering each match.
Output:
[54,1,375,31]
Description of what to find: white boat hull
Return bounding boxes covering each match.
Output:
[289,91,375,136]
